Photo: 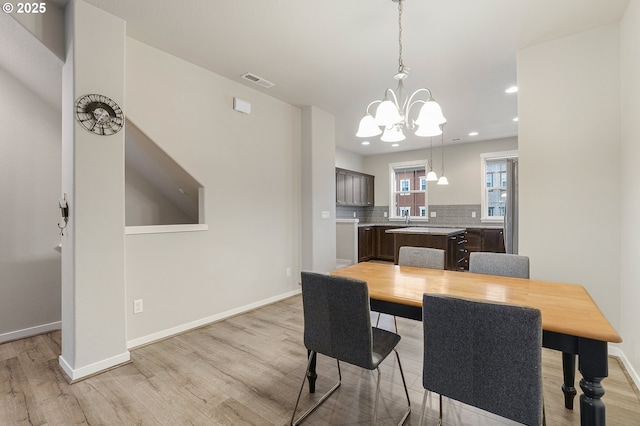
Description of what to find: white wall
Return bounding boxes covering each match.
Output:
[620,1,640,384]
[335,147,364,172]
[59,0,129,379]
[124,38,302,343]
[518,25,621,333]
[363,137,518,206]
[301,106,337,273]
[0,65,61,342]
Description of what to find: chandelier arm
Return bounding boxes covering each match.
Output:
[404,88,433,124]
[365,100,382,114]
[384,88,401,109]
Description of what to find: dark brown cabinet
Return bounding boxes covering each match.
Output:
[391,230,466,271]
[375,226,398,261]
[336,168,374,206]
[462,228,506,270]
[358,226,375,262]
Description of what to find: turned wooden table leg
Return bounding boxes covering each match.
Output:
[578,338,608,426]
[562,352,577,409]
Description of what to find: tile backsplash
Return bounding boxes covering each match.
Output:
[337,204,485,227]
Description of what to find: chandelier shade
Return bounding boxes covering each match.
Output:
[356,114,383,137]
[356,0,445,144]
[381,125,406,142]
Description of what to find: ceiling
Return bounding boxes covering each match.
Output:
[83,0,629,156]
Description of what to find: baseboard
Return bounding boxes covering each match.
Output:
[609,344,640,392]
[59,350,131,382]
[126,289,302,349]
[0,321,61,344]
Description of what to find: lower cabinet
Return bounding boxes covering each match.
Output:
[375,226,397,261]
[358,226,375,262]
[463,228,506,270]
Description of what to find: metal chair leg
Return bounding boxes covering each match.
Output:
[394,349,411,426]
[290,352,341,426]
[419,390,429,426]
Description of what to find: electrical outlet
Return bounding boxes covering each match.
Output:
[134,299,143,314]
[472,211,477,218]
[286,267,291,277]
[430,211,437,218]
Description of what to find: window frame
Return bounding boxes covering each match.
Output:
[480,150,518,223]
[388,159,429,221]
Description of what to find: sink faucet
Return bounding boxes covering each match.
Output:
[405,211,410,225]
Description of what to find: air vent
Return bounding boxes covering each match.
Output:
[241,72,275,89]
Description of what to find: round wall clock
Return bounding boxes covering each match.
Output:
[75,94,124,136]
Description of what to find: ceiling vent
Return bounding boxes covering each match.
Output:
[241,73,275,89]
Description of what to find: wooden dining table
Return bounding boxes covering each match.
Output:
[325,262,622,426]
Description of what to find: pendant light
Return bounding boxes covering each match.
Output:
[426,137,438,181]
[437,125,449,185]
[356,0,446,143]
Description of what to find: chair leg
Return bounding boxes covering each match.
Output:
[290,352,341,426]
[375,312,399,333]
[438,394,443,426]
[418,390,429,426]
[394,349,411,426]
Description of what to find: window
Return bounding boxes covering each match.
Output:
[389,160,428,220]
[480,151,517,222]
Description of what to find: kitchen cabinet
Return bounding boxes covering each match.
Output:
[462,228,506,270]
[358,226,375,262]
[336,168,374,206]
[375,226,398,261]
[386,227,466,271]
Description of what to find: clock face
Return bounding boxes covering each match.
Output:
[75,94,124,136]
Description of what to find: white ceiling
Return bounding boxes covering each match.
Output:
[83,0,629,156]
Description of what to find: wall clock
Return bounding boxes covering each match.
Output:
[75,94,124,136]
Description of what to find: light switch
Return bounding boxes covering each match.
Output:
[321,211,330,220]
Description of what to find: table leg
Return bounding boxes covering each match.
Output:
[307,349,317,393]
[578,338,608,426]
[562,352,577,409]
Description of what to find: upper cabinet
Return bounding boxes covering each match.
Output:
[336,168,374,206]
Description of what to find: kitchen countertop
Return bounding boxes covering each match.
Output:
[353,222,503,230]
[385,226,466,236]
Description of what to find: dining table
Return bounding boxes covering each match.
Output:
[320,262,623,426]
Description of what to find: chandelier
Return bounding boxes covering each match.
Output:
[356,0,446,142]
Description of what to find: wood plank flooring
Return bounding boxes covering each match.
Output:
[1,295,638,425]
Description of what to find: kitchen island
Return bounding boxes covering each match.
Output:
[386,227,466,270]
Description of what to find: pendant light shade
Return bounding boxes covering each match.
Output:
[426,170,438,181]
[437,124,448,185]
[356,114,383,137]
[381,126,406,142]
[437,175,449,185]
[375,100,403,127]
[416,100,447,127]
[415,122,443,137]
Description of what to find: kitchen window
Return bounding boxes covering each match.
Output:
[480,151,517,222]
[389,160,428,220]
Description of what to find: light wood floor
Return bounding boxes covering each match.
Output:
[1,295,639,425]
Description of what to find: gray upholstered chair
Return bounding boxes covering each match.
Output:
[291,272,411,426]
[399,246,446,269]
[419,294,544,426]
[377,246,446,332]
[469,252,530,278]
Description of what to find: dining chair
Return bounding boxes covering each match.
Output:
[419,293,544,426]
[291,271,411,426]
[469,252,530,278]
[377,246,446,332]
[399,246,446,269]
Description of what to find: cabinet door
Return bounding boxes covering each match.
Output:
[375,226,397,261]
[365,175,375,206]
[358,227,374,262]
[336,169,347,204]
[482,229,506,253]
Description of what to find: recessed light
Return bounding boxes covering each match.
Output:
[513,117,519,122]
[361,141,370,145]
[391,143,399,147]
[505,86,518,94]
[468,132,479,136]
